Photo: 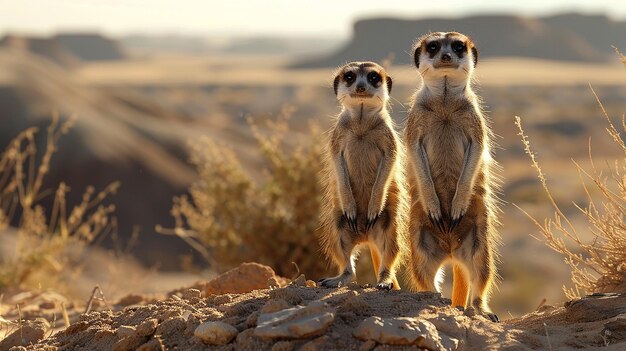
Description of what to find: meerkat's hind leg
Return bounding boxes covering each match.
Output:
[409,227,446,292]
[318,234,357,288]
[467,240,498,322]
[371,224,402,291]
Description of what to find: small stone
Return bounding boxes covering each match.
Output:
[255,301,335,339]
[299,335,329,351]
[136,337,165,351]
[194,321,238,345]
[116,325,136,338]
[182,288,201,300]
[137,319,159,337]
[261,299,291,314]
[359,339,377,351]
[271,341,294,351]
[305,280,317,288]
[291,275,306,287]
[205,262,278,295]
[246,311,260,327]
[353,316,451,350]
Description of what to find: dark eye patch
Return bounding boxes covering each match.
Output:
[343,71,356,85]
[367,71,381,86]
[425,41,440,57]
[452,41,466,53]
[426,41,440,54]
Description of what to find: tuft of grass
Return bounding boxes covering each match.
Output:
[514,76,626,298]
[0,115,119,291]
[160,110,327,278]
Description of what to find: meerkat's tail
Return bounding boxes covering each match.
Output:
[451,263,470,308]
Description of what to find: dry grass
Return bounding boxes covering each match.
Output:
[160,110,328,278]
[0,115,119,291]
[514,80,626,298]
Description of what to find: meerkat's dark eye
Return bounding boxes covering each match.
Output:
[426,42,439,53]
[452,41,466,53]
[343,71,355,83]
[367,71,381,85]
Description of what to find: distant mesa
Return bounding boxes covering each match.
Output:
[293,13,626,68]
[0,32,126,67]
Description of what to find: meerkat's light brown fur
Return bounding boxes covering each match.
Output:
[318,61,409,290]
[404,32,501,321]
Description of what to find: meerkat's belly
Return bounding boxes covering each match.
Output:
[344,139,383,213]
[424,128,467,209]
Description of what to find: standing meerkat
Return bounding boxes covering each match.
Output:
[318,61,409,290]
[404,32,501,321]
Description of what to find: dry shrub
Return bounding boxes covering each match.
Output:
[0,115,118,291]
[515,83,626,298]
[161,111,327,278]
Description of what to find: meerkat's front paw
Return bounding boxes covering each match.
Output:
[375,278,394,291]
[318,273,354,288]
[449,193,469,231]
[342,199,358,233]
[365,200,384,232]
[423,195,444,233]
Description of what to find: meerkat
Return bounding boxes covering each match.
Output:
[404,32,501,321]
[318,61,409,290]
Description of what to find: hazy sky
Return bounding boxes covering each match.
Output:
[1,0,625,38]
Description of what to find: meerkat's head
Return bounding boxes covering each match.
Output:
[333,61,392,108]
[413,32,478,82]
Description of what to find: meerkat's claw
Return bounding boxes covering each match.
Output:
[429,213,446,233]
[343,213,359,233]
[365,215,379,232]
[449,214,464,232]
[376,281,394,291]
[318,273,353,288]
[486,313,499,323]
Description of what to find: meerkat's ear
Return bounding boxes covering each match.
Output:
[333,74,341,95]
[386,76,393,94]
[471,46,478,67]
[413,44,421,69]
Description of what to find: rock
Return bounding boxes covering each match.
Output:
[112,333,148,351]
[261,299,291,314]
[116,325,136,338]
[564,293,626,322]
[353,316,458,350]
[270,341,294,351]
[137,318,159,337]
[182,288,201,300]
[194,321,238,345]
[291,275,306,287]
[300,335,330,351]
[136,337,165,351]
[205,262,278,295]
[359,339,377,351]
[0,318,49,350]
[255,301,335,339]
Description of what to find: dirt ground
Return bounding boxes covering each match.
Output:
[0,263,624,351]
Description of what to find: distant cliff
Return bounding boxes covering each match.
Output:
[293,13,626,68]
[0,33,126,67]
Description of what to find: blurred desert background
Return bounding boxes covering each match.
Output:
[1,1,626,349]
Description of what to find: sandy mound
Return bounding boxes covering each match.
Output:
[2,263,625,350]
